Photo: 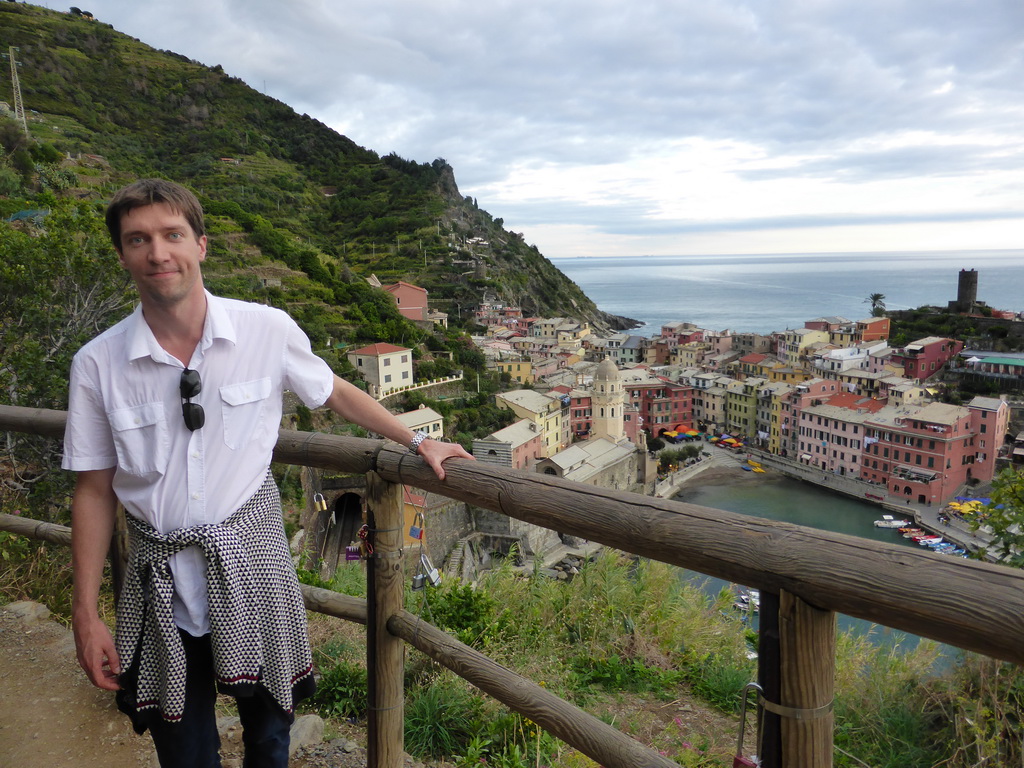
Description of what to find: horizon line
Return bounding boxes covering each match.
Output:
[549,247,1024,260]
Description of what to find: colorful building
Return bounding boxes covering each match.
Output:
[622,372,693,440]
[796,393,886,476]
[860,398,1007,505]
[888,337,964,382]
[382,281,429,322]
[494,389,568,457]
[472,419,545,470]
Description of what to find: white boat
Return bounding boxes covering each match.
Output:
[733,588,761,613]
[873,515,911,528]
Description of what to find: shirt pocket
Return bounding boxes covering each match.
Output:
[219,377,272,450]
[107,402,169,477]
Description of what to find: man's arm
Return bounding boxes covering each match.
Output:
[324,375,472,480]
[70,467,122,691]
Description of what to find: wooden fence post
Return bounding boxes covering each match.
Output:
[110,505,129,602]
[365,472,405,768]
[778,589,835,768]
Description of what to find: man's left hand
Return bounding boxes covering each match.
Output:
[417,439,474,480]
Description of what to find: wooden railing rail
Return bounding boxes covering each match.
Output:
[6,403,1024,768]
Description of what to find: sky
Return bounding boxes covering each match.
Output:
[67,1,1023,258]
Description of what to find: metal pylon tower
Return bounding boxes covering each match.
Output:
[5,46,28,136]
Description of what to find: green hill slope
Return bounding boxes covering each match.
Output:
[0,3,633,341]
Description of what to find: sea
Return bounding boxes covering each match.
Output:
[552,249,1024,336]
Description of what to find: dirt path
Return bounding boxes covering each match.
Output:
[0,602,157,768]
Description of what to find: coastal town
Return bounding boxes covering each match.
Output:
[339,269,1023,572]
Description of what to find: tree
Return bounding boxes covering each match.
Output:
[973,467,1024,567]
[864,293,887,317]
[0,199,132,519]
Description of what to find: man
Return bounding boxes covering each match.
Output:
[63,178,471,768]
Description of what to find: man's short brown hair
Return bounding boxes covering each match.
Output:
[105,179,206,252]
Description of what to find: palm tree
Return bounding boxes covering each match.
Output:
[864,293,886,316]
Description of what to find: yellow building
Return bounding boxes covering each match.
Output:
[494,389,567,457]
[781,328,829,369]
[495,359,534,384]
[726,377,765,440]
[671,342,709,368]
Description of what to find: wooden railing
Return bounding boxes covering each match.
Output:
[4,403,1024,768]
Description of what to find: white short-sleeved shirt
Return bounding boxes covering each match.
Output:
[63,292,335,635]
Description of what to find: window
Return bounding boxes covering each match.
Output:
[402,371,409,379]
[383,358,391,367]
[384,374,392,383]
[401,355,409,364]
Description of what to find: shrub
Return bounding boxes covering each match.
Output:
[404,675,484,758]
[310,659,368,720]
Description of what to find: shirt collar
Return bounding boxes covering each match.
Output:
[125,291,237,364]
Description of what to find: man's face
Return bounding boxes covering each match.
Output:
[117,202,207,308]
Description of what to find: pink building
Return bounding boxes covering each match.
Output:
[796,392,886,476]
[779,378,844,458]
[622,401,645,447]
[889,336,964,382]
[472,419,545,470]
[383,281,428,322]
[860,397,1007,505]
[623,377,693,438]
[568,391,593,439]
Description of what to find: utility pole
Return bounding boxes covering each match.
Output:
[3,47,28,136]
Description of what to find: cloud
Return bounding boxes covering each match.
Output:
[85,0,1024,255]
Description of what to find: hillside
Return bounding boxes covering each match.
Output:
[0,3,633,341]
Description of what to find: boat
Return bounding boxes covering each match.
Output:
[732,588,761,614]
[873,515,911,528]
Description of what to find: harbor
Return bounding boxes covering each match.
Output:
[671,447,998,654]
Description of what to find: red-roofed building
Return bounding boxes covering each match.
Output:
[736,353,770,379]
[347,343,413,397]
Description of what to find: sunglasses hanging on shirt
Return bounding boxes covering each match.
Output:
[180,368,205,431]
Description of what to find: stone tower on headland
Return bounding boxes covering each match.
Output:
[949,268,979,314]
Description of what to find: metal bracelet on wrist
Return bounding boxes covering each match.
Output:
[409,431,430,454]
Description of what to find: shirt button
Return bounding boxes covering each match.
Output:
[192,451,200,459]
[192,493,200,500]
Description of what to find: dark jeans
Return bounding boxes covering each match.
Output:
[148,632,292,768]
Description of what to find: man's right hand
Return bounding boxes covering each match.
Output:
[73,615,122,690]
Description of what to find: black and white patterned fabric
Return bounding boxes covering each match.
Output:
[115,472,314,726]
